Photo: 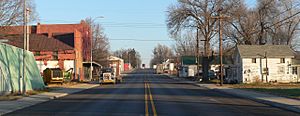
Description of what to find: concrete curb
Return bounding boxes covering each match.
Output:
[0,84,99,115]
[167,75,300,114]
[210,87,300,114]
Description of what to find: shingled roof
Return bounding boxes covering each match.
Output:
[0,34,74,51]
[237,45,295,58]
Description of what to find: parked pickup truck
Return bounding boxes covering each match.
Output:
[99,68,122,84]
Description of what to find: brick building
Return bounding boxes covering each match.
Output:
[0,21,92,81]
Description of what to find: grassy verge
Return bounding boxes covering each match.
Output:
[230,83,300,99]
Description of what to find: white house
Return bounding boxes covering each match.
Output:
[231,45,296,83]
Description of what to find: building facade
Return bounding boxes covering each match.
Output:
[108,56,124,77]
[0,21,92,81]
[232,45,297,83]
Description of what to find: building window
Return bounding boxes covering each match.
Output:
[53,51,58,60]
[252,58,256,63]
[292,67,298,75]
[280,58,285,63]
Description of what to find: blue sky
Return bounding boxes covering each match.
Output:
[35,0,256,66]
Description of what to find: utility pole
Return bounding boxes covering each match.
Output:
[219,13,224,86]
[211,9,228,86]
[196,28,200,81]
[89,16,104,81]
[22,0,28,95]
[90,26,93,81]
[26,8,30,51]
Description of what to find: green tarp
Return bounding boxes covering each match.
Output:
[0,43,45,93]
[181,56,197,65]
[181,56,230,65]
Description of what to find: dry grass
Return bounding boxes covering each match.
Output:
[0,82,79,101]
[47,82,78,88]
[229,83,300,99]
[0,94,23,101]
[230,83,300,89]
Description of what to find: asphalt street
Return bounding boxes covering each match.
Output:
[5,69,300,116]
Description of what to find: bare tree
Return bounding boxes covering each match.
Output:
[172,31,204,56]
[226,0,300,48]
[150,44,174,66]
[167,0,240,55]
[0,0,38,26]
[85,18,110,67]
[266,0,300,48]
[167,0,240,81]
[224,1,260,45]
[113,48,142,68]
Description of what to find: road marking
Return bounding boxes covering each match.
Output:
[147,83,157,116]
[145,82,149,116]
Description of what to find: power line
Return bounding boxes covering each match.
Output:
[271,2,300,19]
[38,19,167,28]
[266,10,300,29]
[245,9,300,36]
[101,21,165,25]
[109,39,174,41]
[104,26,166,28]
[38,19,166,26]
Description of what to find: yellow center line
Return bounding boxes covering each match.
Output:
[147,82,157,116]
[145,82,149,116]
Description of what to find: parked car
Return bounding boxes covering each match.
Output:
[195,70,216,81]
[208,70,217,80]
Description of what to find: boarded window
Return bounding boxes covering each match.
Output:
[280,58,285,63]
[252,58,256,63]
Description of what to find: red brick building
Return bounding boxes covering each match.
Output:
[0,21,92,81]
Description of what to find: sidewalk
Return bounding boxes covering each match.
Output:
[0,83,99,115]
[167,75,300,113]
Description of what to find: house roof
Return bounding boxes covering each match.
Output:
[108,56,124,61]
[0,34,74,51]
[53,33,74,47]
[237,45,295,58]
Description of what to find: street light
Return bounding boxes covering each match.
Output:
[90,16,104,81]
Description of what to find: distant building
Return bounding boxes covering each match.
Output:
[0,34,75,73]
[231,45,296,83]
[124,63,132,71]
[0,21,92,81]
[108,56,124,77]
[179,56,198,77]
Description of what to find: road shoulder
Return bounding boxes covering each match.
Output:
[167,75,300,114]
[0,83,99,115]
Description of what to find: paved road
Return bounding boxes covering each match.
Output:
[5,69,299,116]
